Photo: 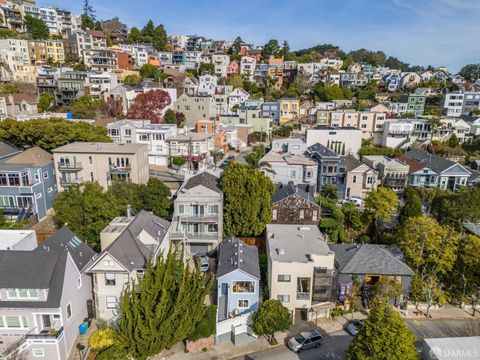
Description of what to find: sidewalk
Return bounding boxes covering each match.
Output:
[397,303,480,320]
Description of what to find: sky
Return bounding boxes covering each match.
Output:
[37,0,480,72]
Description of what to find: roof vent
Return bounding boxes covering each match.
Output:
[277,248,286,255]
[306,254,314,262]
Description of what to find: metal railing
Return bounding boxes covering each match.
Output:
[57,161,83,170]
[26,326,64,340]
[296,292,310,300]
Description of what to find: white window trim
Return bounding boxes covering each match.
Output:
[32,348,45,357]
[238,299,249,308]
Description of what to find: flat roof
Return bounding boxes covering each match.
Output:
[0,230,35,250]
[52,142,147,154]
[424,337,480,360]
[266,224,332,262]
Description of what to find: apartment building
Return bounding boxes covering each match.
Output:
[28,40,64,65]
[83,48,118,72]
[271,183,320,225]
[170,171,223,256]
[86,210,170,320]
[212,54,229,78]
[240,56,256,81]
[444,92,480,117]
[344,155,378,200]
[362,155,409,192]
[306,127,362,159]
[52,142,149,191]
[266,224,335,322]
[279,98,300,124]
[84,72,118,99]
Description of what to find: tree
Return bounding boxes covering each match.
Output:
[252,300,292,342]
[427,115,442,151]
[347,279,362,319]
[431,187,480,230]
[186,305,217,341]
[0,118,110,151]
[198,63,215,76]
[163,109,176,124]
[80,0,96,30]
[136,178,172,218]
[281,40,290,59]
[128,27,141,43]
[261,39,281,59]
[24,15,49,39]
[221,162,274,237]
[69,94,100,119]
[459,63,480,82]
[141,20,155,39]
[448,133,460,147]
[152,25,168,51]
[139,63,158,80]
[319,198,346,243]
[53,182,122,247]
[345,302,418,360]
[123,74,142,87]
[37,93,54,113]
[97,98,124,119]
[115,245,213,360]
[126,90,172,123]
[342,202,365,240]
[398,188,423,224]
[311,82,345,102]
[227,74,244,89]
[453,234,480,302]
[372,277,402,304]
[364,187,398,241]
[396,216,459,316]
[321,184,338,201]
[231,36,243,54]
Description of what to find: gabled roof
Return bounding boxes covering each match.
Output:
[102,210,171,271]
[404,148,470,175]
[217,237,260,279]
[0,250,68,308]
[4,147,53,167]
[272,183,318,207]
[396,155,425,173]
[0,93,38,104]
[307,143,338,157]
[344,155,363,171]
[0,141,20,159]
[329,244,414,276]
[183,171,221,193]
[35,226,96,273]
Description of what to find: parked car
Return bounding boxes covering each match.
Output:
[287,329,323,353]
[347,197,362,207]
[344,319,364,335]
[196,254,210,272]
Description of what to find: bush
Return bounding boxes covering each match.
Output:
[89,329,115,352]
[172,156,186,167]
[95,344,129,360]
[187,305,217,342]
[359,146,404,158]
[330,306,344,318]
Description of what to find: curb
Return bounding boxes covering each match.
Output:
[403,317,480,321]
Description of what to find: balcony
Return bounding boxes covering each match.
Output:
[58,161,82,171]
[180,214,218,222]
[170,232,219,242]
[109,164,131,174]
[296,292,310,300]
[26,326,64,340]
[60,177,83,187]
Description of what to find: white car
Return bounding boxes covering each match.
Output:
[197,255,209,272]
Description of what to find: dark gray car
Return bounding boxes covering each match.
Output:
[287,329,323,353]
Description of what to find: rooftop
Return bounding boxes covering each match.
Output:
[52,142,147,154]
[272,183,318,206]
[217,237,260,279]
[266,224,332,262]
[183,171,221,194]
[0,230,36,250]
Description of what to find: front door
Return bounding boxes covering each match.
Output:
[42,315,52,330]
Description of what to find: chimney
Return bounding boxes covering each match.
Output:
[127,205,132,219]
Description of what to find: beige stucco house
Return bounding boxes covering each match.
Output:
[344,155,378,199]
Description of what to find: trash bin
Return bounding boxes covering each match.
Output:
[78,322,88,335]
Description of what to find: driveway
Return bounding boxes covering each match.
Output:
[232,330,352,360]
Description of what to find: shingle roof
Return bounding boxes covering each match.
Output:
[0,250,67,308]
[396,155,425,173]
[36,226,96,272]
[4,147,53,167]
[307,143,338,157]
[0,141,20,159]
[183,171,221,193]
[344,155,362,171]
[272,183,318,206]
[329,244,415,276]
[217,237,260,279]
[404,148,469,174]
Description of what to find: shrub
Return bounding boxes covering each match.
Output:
[187,305,217,341]
[89,329,115,352]
[172,156,186,167]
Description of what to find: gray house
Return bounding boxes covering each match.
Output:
[170,171,223,256]
[329,244,415,309]
[0,227,95,360]
[0,145,57,221]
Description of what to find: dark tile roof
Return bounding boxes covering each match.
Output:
[0,250,67,308]
[36,226,96,272]
[396,155,425,173]
[217,237,260,279]
[272,183,318,207]
[183,171,221,193]
[344,155,362,171]
[103,210,170,271]
[0,141,20,159]
[329,244,415,276]
[404,149,468,174]
[307,143,338,157]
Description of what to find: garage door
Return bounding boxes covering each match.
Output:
[190,244,209,255]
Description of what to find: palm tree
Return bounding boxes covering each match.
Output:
[427,115,442,153]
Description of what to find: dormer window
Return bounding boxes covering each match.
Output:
[6,288,39,299]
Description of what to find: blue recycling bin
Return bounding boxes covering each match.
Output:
[79,322,88,335]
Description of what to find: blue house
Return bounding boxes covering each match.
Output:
[216,237,260,345]
[261,102,280,124]
[0,144,57,221]
[306,143,347,197]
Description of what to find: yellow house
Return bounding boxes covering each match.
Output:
[28,40,64,64]
[279,98,300,124]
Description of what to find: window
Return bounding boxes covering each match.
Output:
[232,281,255,293]
[104,260,114,267]
[207,223,218,233]
[43,172,48,179]
[297,278,311,299]
[238,300,249,308]
[178,205,187,214]
[47,187,53,193]
[291,170,296,178]
[299,209,304,220]
[2,315,28,328]
[277,275,291,282]
[207,205,218,214]
[367,177,373,184]
[90,172,94,181]
[77,277,82,289]
[124,274,129,283]
[352,175,357,183]
[272,209,277,221]
[32,348,44,357]
[8,173,20,186]
[106,296,118,309]
[277,295,290,302]
[6,289,39,299]
[312,210,318,221]
[88,156,92,164]
[105,273,116,286]
[125,129,131,136]
[35,193,42,199]
[66,303,72,319]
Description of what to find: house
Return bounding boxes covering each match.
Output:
[271,138,307,155]
[0,227,95,360]
[266,224,335,322]
[174,93,216,126]
[240,56,256,81]
[237,105,273,139]
[165,132,214,170]
[279,98,300,124]
[362,155,409,192]
[306,127,362,158]
[211,54,229,78]
[444,92,480,117]
[0,94,38,120]
[260,151,318,187]
[170,171,223,256]
[226,60,239,77]
[344,155,378,199]
[0,145,56,221]
[260,102,280,124]
[52,142,149,191]
[400,72,422,89]
[329,244,414,308]
[216,237,260,345]
[227,88,250,113]
[398,93,426,116]
[306,143,346,196]
[0,229,37,251]
[86,210,170,320]
[401,149,471,191]
[271,183,319,225]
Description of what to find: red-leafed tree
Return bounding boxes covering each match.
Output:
[126,89,172,123]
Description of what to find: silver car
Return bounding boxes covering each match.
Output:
[344,320,364,336]
[287,330,323,353]
[196,255,209,272]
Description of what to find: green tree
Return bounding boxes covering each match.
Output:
[398,188,423,224]
[69,94,100,119]
[458,63,480,82]
[128,27,141,43]
[163,109,176,124]
[139,63,159,80]
[198,63,215,76]
[261,39,281,59]
[115,245,213,360]
[431,187,480,230]
[152,25,168,51]
[372,277,402,304]
[37,93,54,113]
[281,40,290,58]
[311,82,345,101]
[364,187,398,241]
[448,133,460,147]
[221,162,274,237]
[231,36,243,54]
[141,20,155,39]
[24,15,49,39]
[347,279,362,319]
[346,302,419,360]
[321,184,338,201]
[453,234,480,301]
[186,305,217,341]
[342,202,365,239]
[227,73,244,89]
[53,182,122,247]
[427,116,442,152]
[252,300,292,342]
[319,198,346,243]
